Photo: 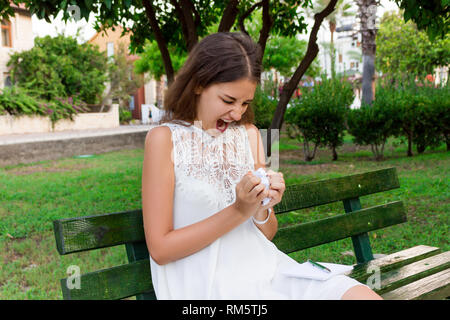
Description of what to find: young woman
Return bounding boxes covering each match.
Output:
[141,32,382,300]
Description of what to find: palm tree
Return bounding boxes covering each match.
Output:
[309,0,356,78]
[356,0,379,106]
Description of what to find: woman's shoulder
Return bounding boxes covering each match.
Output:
[145,125,173,149]
[243,122,260,138]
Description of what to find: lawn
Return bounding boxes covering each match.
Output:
[0,130,448,299]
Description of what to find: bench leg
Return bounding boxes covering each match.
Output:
[343,198,374,264]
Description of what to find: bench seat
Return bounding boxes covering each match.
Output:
[53,167,450,300]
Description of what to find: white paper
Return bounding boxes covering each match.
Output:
[279,261,354,281]
[252,168,271,205]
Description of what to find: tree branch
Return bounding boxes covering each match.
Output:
[184,0,201,28]
[257,0,272,64]
[218,0,240,32]
[238,1,263,36]
[267,0,339,155]
[142,0,175,84]
[170,0,198,52]
[179,0,198,51]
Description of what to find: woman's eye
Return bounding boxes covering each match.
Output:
[222,99,233,104]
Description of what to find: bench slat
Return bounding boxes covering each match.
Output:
[272,201,406,254]
[275,167,399,213]
[53,209,144,255]
[381,269,450,300]
[374,251,450,296]
[61,259,154,300]
[348,245,442,282]
[53,168,400,255]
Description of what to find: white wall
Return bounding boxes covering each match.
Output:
[0,12,35,88]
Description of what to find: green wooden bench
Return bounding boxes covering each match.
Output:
[52,167,450,300]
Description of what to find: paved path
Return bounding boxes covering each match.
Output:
[0,125,156,166]
[0,125,155,146]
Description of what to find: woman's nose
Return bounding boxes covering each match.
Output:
[230,111,242,121]
[229,106,244,121]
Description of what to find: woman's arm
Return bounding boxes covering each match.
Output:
[141,126,249,265]
[245,124,279,241]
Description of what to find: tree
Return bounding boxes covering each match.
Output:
[393,0,450,41]
[134,40,187,105]
[270,0,340,155]
[355,0,379,107]
[243,10,320,81]
[376,11,450,79]
[105,42,146,111]
[263,35,320,79]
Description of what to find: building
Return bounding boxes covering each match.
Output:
[334,17,362,77]
[0,3,34,88]
[89,26,161,121]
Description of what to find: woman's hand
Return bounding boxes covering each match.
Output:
[262,169,285,209]
[233,171,270,219]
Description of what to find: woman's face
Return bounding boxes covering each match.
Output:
[195,78,257,136]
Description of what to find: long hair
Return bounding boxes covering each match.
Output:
[159,32,262,126]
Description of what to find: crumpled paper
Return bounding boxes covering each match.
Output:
[252,168,271,206]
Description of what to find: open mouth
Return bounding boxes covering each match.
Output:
[216,119,230,133]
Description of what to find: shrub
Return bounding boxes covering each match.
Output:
[0,86,43,116]
[285,76,354,161]
[119,107,133,124]
[7,35,108,104]
[413,84,450,153]
[0,86,88,128]
[392,75,447,156]
[347,84,400,161]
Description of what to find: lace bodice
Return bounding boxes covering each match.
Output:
[158,120,255,212]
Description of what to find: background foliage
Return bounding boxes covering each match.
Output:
[8,35,108,105]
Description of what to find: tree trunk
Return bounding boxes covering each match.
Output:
[356,0,378,107]
[407,131,413,157]
[257,0,273,65]
[362,54,375,105]
[218,0,240,32]
[332,146,338,161]
[330,21,336,79]
[142,0,175,85]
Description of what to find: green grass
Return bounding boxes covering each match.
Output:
[0,134,448,299]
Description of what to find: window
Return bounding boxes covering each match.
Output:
[107,42,114,57]
[350,62,354,69]
[1,20,12,47]
[3,73,12,87]
[129,95,135,110]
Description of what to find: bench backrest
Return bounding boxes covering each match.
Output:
[53,167,406,299]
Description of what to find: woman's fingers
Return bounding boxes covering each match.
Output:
[245,175,261,194]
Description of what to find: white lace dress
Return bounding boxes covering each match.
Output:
[148,120,366,300]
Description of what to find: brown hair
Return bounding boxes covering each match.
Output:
[159,32,262,127]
